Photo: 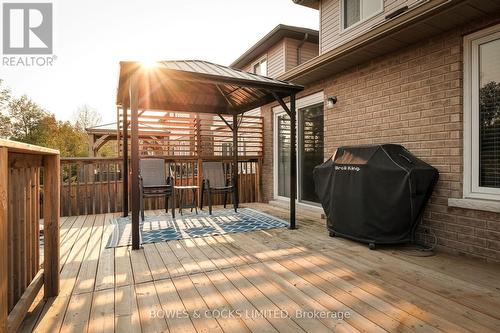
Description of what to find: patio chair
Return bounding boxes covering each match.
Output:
[139,159,175,220]
[200,161,237,215]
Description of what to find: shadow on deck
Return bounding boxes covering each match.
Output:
[21,203,500,333]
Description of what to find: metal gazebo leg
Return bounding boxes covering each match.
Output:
[130,74,141,250]
[232,114,239,212]
[289,94,297,230]
[122,103,129,217]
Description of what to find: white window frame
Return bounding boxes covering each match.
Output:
[272,91,324,205]
[463,23,500,200]
[273,109,290,202]
[252,56,267,76]
[340,0,384,32]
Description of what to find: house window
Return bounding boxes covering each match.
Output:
[253,58,267,76]
[342,0,383,30]
[464,24,500,200]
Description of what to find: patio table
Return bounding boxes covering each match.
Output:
[175,185,199,215]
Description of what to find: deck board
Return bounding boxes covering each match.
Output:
[88,288,115,333]
[21,203,500,333]
[114,285,141,333]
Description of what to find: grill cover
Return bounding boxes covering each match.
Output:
[313,144,438,245]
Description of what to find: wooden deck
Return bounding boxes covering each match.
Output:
[21,204,500,333]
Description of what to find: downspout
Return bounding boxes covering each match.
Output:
[296,32,309,66]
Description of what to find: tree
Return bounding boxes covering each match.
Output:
[0,79,11,138]
[97,141,116,157]
[8,95,49,144]
[0,79,10,109]
[45,118,88,157]
[0,79,101,157]
[0,114,10,138]
[479,81,500,188]
[73,105,102,131]
[480,81,500,126]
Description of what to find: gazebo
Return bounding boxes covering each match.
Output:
[116,60,304,249]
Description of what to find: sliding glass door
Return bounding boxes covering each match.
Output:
[276,113,291,198]
[274,101,324,204]
[299,103,324,204]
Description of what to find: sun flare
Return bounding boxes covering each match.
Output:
[140,60,159,69]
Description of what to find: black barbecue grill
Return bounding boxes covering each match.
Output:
[313,144,438,249]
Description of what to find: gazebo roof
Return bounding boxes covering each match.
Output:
[116,60,304,115]
[86,122,117,134]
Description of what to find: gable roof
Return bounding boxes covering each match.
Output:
[230,24,318,69]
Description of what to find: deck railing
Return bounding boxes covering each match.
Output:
[60,156,262,217]
[0,139,60,333]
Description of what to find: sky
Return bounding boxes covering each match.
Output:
[1,0,319,124]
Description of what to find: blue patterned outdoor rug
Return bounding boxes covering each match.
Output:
[106,208,288,248]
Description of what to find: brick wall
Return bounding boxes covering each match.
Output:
[260,14,500,262]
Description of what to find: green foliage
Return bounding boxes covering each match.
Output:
[8,94,50,143]
[480,81,500,126]
[0,79,10,108]
[0,78,106,157]
[48,119,89,157]
[97,141,117,157]
[0,79,12,138]
[0,113,11,139]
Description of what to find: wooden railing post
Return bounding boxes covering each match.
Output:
[0,147,8,333]
[43,154,60,298]
[0,140,60,331]
[257,157,262,202]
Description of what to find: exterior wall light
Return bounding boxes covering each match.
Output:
[326,96,337,108]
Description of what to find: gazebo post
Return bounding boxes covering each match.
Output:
[232,114,239,211]
[289,94,297,230]
[129,75,141,250]
[122,104,129,217]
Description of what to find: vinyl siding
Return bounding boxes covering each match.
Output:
[299,41,319,64]
[239,39,286,78]
[237,38,318,78]
[267,39,286,77]
[242,63,252,73]
[320,0,420,54]
[284,38,319,71]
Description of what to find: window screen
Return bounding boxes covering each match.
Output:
[479,38,500,188]
[343,0,382,29]
[344,0,361,28]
